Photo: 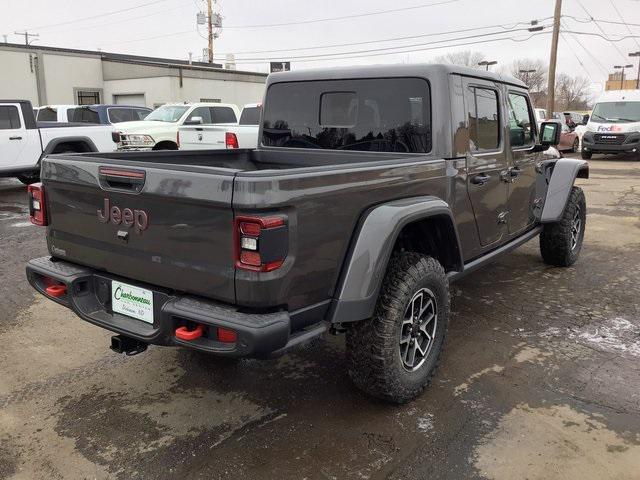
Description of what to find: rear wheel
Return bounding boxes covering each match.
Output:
[345,252,449,403]
[540,186,586,267]
[571,138,579,153]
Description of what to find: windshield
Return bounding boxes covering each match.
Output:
[145,105,189,122]
[591,102,640,123]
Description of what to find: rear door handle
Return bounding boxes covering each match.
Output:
[9,136,22,140]
[471,173,491,185]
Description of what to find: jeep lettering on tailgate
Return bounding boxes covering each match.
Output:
[97,198,149,233]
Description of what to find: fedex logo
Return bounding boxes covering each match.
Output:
[597,125,623,132]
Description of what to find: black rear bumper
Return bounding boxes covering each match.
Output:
[26,256,323,357]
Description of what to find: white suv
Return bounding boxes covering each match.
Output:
[116,102,240,150]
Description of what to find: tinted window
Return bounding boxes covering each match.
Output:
[211,107,237,124]
[37,107,57,121]
[508,93,535,148]
[186,107,212,124]
[467,87,500,151]
[71,107,100,124]
[0,106,21,129]
[262,78,431,153]
[107,107,151,123]
[239,106,261,125]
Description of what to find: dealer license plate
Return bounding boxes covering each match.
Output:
[112,280,154,324]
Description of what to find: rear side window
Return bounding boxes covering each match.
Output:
[211,107,237,124]
[37,107,57,121]
[0,106,21,129]
[239,106,260,125]
[508,93,535,148]
[108,107,151,123]
[71,107,100,124]
[262,78,431,153]
[466,87,500,151]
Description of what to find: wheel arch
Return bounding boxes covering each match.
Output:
[328,196,463,324]
[152,140,178,150]
[43,136,98,155]
[541,158,589,223]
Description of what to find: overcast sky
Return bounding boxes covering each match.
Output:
[2,0,640,96]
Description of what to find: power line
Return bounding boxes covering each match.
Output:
[559,25,594,81]
[216,25,550,62]
[23,0,173,31]
[211,18,554,56]
[560,21,609,75]
[608,0,640,50]
[562,14,640,29]
[573,0,628,61]
[226,31,552,64]
[223,0,463,29]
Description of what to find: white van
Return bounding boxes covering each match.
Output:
[581,90,640,159]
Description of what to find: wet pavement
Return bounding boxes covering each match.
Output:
[1,153,639,479]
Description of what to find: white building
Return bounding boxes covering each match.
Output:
[0,43,267,109]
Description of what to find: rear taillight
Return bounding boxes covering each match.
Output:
[111,131,121,143]
[28,183,47,226]
[226,132,239,149]
[234,215,287,272]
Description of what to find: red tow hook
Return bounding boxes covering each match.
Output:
[45,284,67,297]
[175,324,204,341]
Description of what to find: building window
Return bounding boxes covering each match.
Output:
[76,90,101,105]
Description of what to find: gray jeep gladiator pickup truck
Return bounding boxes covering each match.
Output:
[26,65,588,403]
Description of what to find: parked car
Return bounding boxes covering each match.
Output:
[0,100,118,184]
[178,103,260,150]
[117,102,240,150]
[34,105,78,122]
[582,89,640,159]
[70,104,152,125]
[557,122,580,152]
[533,108,548,128]
[26,64,588,403]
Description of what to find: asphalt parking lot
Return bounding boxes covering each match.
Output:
[1,153,639,480]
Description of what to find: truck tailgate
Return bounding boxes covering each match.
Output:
[42,156,237,303]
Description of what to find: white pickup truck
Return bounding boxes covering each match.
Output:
[117,102,242,151]
[178,103,260,150]
[0,100,118,184]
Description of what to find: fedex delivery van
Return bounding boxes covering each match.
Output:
[581,90,640,159]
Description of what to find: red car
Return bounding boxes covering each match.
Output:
[557,122,579,152]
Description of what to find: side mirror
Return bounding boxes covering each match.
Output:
[184,116,203,125]
[540,121,561,146]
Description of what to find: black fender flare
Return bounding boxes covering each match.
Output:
[541,158,589,223]
[42,136,99,156]
[328,196,463,324]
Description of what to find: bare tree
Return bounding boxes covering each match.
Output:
[507,59,548,93]
[433,50,486,69]
[555,73,591,110]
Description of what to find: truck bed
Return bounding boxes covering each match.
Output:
[40,147,451,316]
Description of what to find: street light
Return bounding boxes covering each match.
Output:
[519,68,536,86]
[613,64,634,90]
[630,52,640,89]
[478,60,498,71]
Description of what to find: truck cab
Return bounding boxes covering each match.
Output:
[117,102,240,151]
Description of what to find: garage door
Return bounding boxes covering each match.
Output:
[113,94,146,107]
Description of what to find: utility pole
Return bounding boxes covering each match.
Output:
[207,0,213,63]
[546,0,562,118]
[630,52,640,89]
[14,31,39,45]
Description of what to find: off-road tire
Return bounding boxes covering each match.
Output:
[540,186,586,267]
[345,252,449,403]
[581,150,592,160]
